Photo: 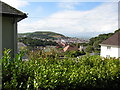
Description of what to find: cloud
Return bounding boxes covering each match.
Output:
[1,0,29,9]
[58,2,79,10]
[18,2,118,38]
[20,0,119,2]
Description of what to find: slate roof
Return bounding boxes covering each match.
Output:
[18,42,27,48]
[101,31,120,46]
[0,1,27,21]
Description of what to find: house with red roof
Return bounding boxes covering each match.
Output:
[63,45,78,52]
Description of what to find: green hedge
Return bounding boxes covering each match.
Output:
[2,49,120,89]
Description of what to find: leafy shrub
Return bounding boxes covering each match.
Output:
[2,50,120,89]
[65,50,86,58]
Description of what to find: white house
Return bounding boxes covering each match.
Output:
[100,32,120,58]
[0,1,27,57]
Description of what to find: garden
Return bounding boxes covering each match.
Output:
[2,49,120,89]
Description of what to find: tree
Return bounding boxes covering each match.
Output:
[18,37,59,47]
[85,46,94,53]
[114,28,120,33]
[93,41,100,49]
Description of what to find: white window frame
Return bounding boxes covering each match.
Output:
[107,46,111,50]
[106,55,110,58]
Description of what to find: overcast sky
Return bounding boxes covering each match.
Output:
[2,0,119,38]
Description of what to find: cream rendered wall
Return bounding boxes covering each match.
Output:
[101,45,119,58]
[118,48,120,58]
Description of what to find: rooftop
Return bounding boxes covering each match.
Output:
[101,31,120,46]
[0,1,27,21]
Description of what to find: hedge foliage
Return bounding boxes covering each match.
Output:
[2,49,120,89]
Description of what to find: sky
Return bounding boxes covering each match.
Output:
[1,0,119,38]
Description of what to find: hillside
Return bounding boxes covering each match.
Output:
[82,29,120,54]
[18,31,67,40]
[89,29,120,46]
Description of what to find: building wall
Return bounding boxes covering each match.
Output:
[101,45,119,58]
[0,16,2,58]
[118,48,120,58]
[2,16,17,57]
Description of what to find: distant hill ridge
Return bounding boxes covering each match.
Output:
[18,31,67,39]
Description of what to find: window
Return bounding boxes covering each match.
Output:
[106,55,110,58]
[107,46,111,50]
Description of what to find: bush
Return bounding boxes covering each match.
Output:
[65,50,86,58]
[2,50,120,89]
[85,45,94,53]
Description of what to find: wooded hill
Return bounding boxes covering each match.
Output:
[89,29,120,47]
[18,31,67,40]
[82,29,120,54]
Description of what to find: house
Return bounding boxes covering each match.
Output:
[0,1,27,57]
[18,42,27,52]
[100,31,120,58]
[63,45,78,52]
